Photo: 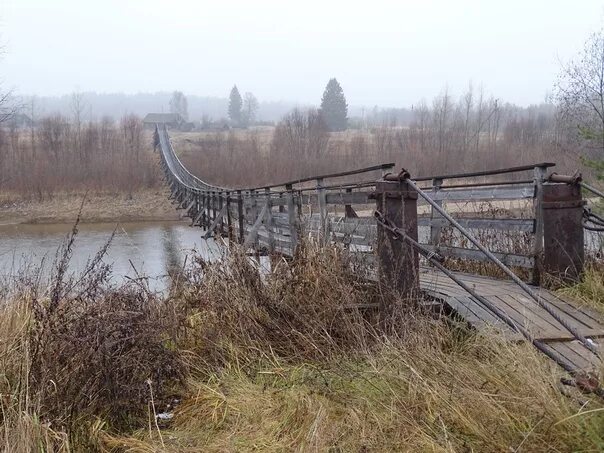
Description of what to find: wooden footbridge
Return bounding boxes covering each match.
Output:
[154,125,604,383]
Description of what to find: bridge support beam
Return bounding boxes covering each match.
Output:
[375,179,420,306]
[540,182,585,283]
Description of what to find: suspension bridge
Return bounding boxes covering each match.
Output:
[154,124,604,389]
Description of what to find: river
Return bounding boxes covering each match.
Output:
[0,221,221,292]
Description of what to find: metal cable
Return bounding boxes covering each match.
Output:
[402,176,601,356]
[583,208,604,232]
[374,210,580,374]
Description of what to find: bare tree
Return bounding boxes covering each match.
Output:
[71,92,88,163]
[556,29,604,165]
[169,91,188,120]
[242,92,259,126]
[272,109,329,159]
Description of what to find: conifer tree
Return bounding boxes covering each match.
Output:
[228,85,243,126]
[320,78,348,131]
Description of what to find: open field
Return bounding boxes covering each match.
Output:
[0,189,180,225]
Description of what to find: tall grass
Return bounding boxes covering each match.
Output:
[1,239,603,451]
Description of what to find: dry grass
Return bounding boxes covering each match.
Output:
[0,222,188,451]
[103,244,604,452]
[558,263,604,311]
[0,189,180,225]
[1,238,604,452]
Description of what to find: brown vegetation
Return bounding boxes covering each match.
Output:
[176,91,592,189]
[0,189,179,224]
[1,236,603,451]
[0,114,160,200]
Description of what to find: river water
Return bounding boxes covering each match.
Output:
[1,220,601,294]
[0,221,221,292]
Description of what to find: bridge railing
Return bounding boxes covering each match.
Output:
[156,124,591,284]
[413,163,554,284]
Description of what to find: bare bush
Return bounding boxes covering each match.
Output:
[0,113,160,198]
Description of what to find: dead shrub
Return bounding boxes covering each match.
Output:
[19,221,188,435]
[178,241,384,367]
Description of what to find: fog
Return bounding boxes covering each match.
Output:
[2,0,603,108]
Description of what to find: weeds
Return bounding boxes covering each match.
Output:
[0,221,187,451]
[1,236,604,451]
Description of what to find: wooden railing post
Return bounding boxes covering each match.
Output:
[541,181,585,282]
[429,177,443,246]
[375,179,420,303]
[201,191,208,228]
[237,190,245,244]
[265,188,275,253]
[218,191,224,236]
[226,191,233,241]
[285,184,299,254]
[531,164,548,284]
[316,178,329,242]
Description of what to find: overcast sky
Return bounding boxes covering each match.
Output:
[1,0,604,107]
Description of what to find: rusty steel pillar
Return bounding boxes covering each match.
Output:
[375,179,420,304]
[541,182,585,282]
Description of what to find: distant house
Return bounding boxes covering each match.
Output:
[142,113,185,129]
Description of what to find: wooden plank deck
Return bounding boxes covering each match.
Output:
[420,267,603,372]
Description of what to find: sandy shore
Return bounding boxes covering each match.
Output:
[0,189,183,225]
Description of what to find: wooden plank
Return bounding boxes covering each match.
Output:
[191,207,204,227]
[427,185,535,202]
[549,342,594,371]
[203,204,228,239]
[325,191,372,205]
[423,245,534,268]
[535,293,602,329]
[243,200,269,249]
[534,328,604,342]
[477,280,603,329]
[330,232,375,247]
[449,295,509,330]
[418,217,535,232]
[494,294,565,334]
[564,340,602,369]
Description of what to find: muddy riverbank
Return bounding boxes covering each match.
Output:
[0,189,181,225]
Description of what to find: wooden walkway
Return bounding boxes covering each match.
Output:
[420,268,603,372]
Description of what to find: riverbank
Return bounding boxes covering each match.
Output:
[0,189,181,225]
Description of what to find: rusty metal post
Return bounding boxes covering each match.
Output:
[375,178,420,303]
[541,182,585,282]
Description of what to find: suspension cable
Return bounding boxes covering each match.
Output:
[398,174,601,356]
[374,210,580,374]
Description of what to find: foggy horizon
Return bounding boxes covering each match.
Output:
[3,0,604,108]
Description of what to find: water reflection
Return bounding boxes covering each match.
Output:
[0,221,222,292]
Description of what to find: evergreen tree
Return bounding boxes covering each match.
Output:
[320,78,348,131]
[228,85,243,126]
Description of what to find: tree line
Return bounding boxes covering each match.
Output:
[0,112,159,199]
